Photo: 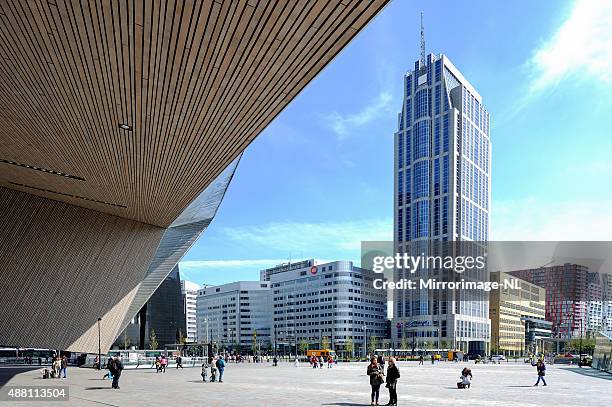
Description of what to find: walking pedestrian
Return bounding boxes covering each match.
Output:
[60,355,68,378]
[161,356,167,372]
[110,355,124,389]
[419,354,424,365]
[176,355,183,369]
[430,354,435,364]
[154,356,161,373]
[216,356,226,382]
[367,357,384,406]
[103,357,113,380]
[319,356,324,369]
[533,359,547,386]
[385,358,400,406]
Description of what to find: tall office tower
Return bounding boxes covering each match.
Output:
[393,51,491,354]
[181,280,202,343]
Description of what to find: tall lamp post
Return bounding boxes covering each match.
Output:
[363,323,368,359]
[97,317,102,370]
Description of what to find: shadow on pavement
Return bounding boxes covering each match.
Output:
[321,403,372,406]
[85,386,111,390]
[559,367,612,381]
[0,366,41,387]
[507,385,535,388]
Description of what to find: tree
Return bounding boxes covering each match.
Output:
[345,337,354,359]
[322,336,331,350]
[252,330,259,354]
[440,340,450,350]
[149,329,159,350]
[299,339,309,355]
[368,335,378,354]
[121,332,131,350]
[400,337,409,350]
[382,339,390,349]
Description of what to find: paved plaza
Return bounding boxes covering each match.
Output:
[0,361,610,406]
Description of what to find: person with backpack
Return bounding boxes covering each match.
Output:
[458,367,472,389]
[367,356,384,406]
[216,356,226,382]
[385,358,400,406]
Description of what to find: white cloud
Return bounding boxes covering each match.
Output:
[324,91,394,138]
[221,218,393,253]
[528,0,612,93]
[492,198,612,241]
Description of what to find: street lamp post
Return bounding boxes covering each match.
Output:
[363,323,368,359]
[97,317,102,370]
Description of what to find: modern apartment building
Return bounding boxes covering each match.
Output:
[181,280,201,343]
[196,281,271,352]
[489,271,550,355]
[603,274,612,333]
[393,51,491,354]
[270,260,387,357]
[509,264,590,339]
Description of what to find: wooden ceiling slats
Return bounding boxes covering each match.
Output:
[0,0,388,227]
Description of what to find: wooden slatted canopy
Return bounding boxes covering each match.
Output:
[0,0,387,228]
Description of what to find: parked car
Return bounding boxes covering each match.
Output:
[467,353,482,360]
[490,354,506,362]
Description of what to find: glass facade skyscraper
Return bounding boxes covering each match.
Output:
[393,53,491,354]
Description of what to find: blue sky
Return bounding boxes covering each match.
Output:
[179,0,612,286]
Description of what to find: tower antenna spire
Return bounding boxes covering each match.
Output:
[420,11,426,68]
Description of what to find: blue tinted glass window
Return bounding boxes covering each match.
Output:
[405,75,412,96]
[442,196,448,234]
[397,132,403,169]
[413,121,430,160]
[398,171,403,207]
[435,59,441,82]
[405,167,411,202]
[434,118,440,156]
[414,89,429,119]
[435,85,441,115]
[405,99,412,128]
[405,130,411,166]
[434,158,440,195]
[443,155,449,194]
[397,208,403,242]
[443,114,449,153]
[413,161,429,199]
[412,201,429,238]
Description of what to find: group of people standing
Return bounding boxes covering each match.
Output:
[309,355,335,368]
[153,356,168,372]
[367,355,400,406]
[41,355,68,379]
[200,356,226,382]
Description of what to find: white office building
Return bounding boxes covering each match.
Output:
[196,281,271,352]
[270,260,387,357]
[181,280,201,343]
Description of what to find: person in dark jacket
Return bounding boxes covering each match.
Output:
[533,359,547,386]
[385,357,400,406]
[367,357,384,405]
[110,355,124,389]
